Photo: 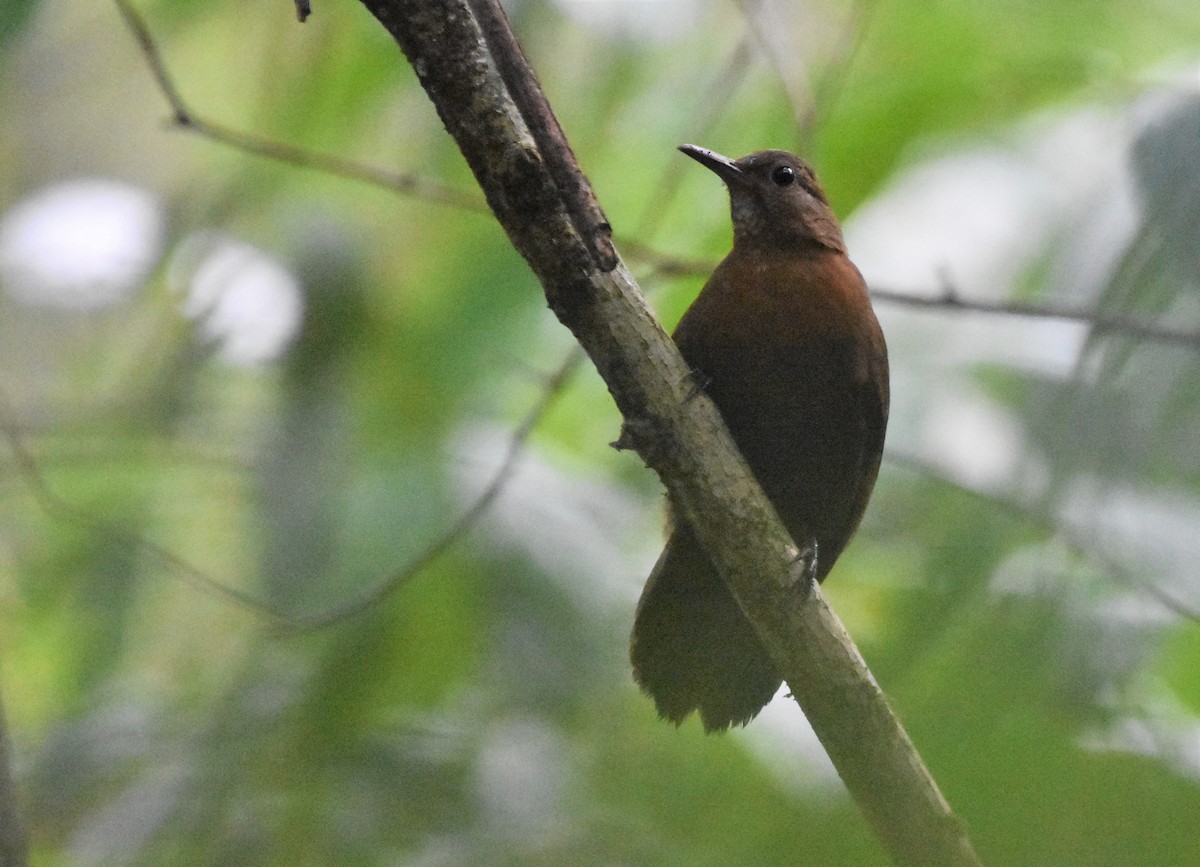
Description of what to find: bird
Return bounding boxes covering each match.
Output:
[630,144,890,732]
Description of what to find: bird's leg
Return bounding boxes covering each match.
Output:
[789,538,820,600]
[682,368,712,402]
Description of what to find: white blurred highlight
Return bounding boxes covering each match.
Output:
[550,0,700,41]
[0,179,163,310]
[170,231,304,366]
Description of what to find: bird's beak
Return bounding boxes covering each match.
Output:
[678,144,742,185]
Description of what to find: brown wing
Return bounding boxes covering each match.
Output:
[673,251,888,579]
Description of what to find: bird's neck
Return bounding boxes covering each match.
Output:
[732,212,846,255]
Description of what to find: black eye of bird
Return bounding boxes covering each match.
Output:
[771,165,795,187]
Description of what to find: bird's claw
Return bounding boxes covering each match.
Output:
[683,368,712,402]
[789,538,819,600]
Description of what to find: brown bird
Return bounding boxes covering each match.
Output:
[630,145,889,732]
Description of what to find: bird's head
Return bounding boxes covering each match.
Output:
[679,144,845,253]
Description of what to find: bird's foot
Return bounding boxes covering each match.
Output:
[682,368,712,402]
[788,538,820,600]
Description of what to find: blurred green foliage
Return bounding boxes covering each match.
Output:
[3,0,1200,864]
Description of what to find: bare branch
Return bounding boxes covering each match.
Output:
[3,348,585,635]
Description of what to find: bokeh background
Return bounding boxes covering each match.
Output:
[3,0,1200,863]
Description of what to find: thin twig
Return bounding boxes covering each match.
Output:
[796,0,878,145]
[733,0,875,146]
[617,239,714,279]
[0,384,283,622]
[734,0,814,137]
[870,286,1200,350]
[115,0,487,213]
[633,29,755,243]
[619,239,1200,349]
[115,0,188,120]
[886,451,1200,624]
[193,115,488,212]
[3,348,584,634]
[276,348,583,633]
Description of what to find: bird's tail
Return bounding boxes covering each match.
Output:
[630,525,782,732]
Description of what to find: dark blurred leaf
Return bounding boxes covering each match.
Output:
[0,0,36,52]
[1133,94,1200,288]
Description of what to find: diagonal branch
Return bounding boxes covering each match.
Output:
[360,0,981,863]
